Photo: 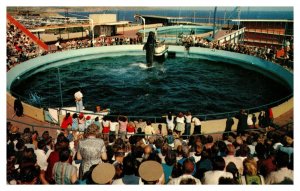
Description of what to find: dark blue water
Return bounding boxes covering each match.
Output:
[11,55,291,117]
[62,8,293,24]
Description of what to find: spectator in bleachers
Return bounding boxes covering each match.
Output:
[45,136,72,184]
[77,124,107,179]
[168,158,201,184]
[202,156,233,184]
[52,149,78,184]
[112,154,141,184]
[240,157,265,184]
[265,151,293,184]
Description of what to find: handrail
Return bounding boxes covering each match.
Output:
[8,118,288,138]
[10,89,293,123]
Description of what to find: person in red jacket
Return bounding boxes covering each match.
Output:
[61,113,72,129]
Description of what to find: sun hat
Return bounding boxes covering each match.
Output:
[91,163,116,184]
[138,160,163,182]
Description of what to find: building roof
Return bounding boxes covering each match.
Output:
[231,19,293,23]
[140,15,183,20]
[101,21,130,26]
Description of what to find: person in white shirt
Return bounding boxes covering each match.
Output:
[34,139,52,171]
[165,112,175,131]
[223,144,244,175]
[265,151,293,184]
[192,116,202,135]
[109,118,119,136]
[175,112,185,136]
[168,158,201,184]
[202,156,233,184]
[74,90,83,112]
[183,112,192,140]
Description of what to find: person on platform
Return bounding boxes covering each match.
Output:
[74,90,83,112]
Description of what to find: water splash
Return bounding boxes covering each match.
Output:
[130,62,153,69]
[27,91,43,106]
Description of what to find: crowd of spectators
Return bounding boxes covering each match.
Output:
[6,21,142,71]
[7,107,293,185]
[181,34,293,69]
[7,20,293,73]
[6,22,45,71]
[7,18,294,185]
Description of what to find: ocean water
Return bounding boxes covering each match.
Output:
[11,55,291,117]
[62,8,293,24]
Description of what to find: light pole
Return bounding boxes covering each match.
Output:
[68,12,94,46]
[134,14,146,43]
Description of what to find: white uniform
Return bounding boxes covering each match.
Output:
[74,91,83,112]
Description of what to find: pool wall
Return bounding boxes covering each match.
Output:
[7,45,293,134]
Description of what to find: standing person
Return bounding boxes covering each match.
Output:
[144,120,156,140]
[102,116,110,141]
[235,109,248,135]
[71,113,79,131]
[127,121,136,139]
[74,90,83,112]
[265,151,293,184]
[175,112,185,136]
[165,112,175,131]
[162,150,177,184]
[78,113,86,132]
[240,157,265,184]
[168,159,202,185]
[77,124,107,179]
[184,112,192,139]
[52,149,78,184]
[61,113,72,129]
[109,117,119,136]
[252,114,257,128]
[138,160,164,185]
[202,156,233,185]
[118,115,128,140]
[112,154,141,185]
[192,116,202,135]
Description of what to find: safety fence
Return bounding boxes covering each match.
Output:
[9,90,293,124]
[7,117,292,141]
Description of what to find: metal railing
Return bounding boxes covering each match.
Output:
[9,89,293,125]
[7,117,293,140]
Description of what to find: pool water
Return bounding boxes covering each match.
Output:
[11,55,291,117]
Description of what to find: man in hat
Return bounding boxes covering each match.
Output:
[91,163,115,184]
[138,160,164,184]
